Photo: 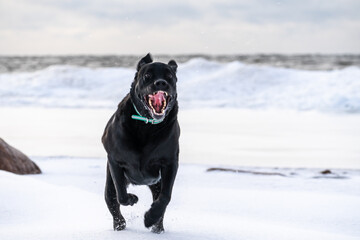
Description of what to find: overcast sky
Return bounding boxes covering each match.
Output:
[0,0,359,55]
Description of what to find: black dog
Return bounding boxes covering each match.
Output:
[102,53,180,233]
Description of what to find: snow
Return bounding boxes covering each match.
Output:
[0,107,360,239]
[1,57,360,239]
[1,58,360,112]
[1,157,360,240]
[1,107,360,169]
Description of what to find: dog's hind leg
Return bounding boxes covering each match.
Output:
[105,163,126,231]
[148,181,165,233]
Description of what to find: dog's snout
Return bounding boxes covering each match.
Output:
[154,79,168,88]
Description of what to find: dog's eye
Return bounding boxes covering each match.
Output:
[144,73,152,80]
[166,73,173,79]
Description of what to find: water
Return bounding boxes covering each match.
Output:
[1,54,360,73]
[0,55,359,113]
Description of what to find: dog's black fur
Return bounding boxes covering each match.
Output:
[102,53,180,233]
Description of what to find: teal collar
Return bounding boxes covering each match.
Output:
[131,103,163,124]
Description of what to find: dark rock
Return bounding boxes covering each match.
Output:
[320,169,332,175]
[0,138,41,174]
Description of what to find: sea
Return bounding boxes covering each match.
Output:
[0,54,359,113]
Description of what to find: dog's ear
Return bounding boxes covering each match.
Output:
[168,60,177,73]
[137,53,153,71]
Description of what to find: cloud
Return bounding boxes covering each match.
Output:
[0,0,359,54]
[1,0,202,28]
[213,0,360,24]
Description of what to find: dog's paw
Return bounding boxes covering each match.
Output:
[151,225,164,234]
[113,217,126,231]
[151,219,164,234]
[120,193,138,206]
[144,209,162,228]
[144,211,156,228]
[127,193,139,205]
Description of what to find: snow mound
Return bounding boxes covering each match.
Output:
[0,59,360,113]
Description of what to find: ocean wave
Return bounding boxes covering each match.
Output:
[0,58,360,113]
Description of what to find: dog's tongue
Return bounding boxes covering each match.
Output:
[149,91,166,113]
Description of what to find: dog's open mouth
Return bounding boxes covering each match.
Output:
[145,91,169,116]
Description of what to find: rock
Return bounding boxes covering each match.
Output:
[0,138,41,174]
[320,169,332,175]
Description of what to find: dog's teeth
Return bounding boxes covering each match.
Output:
[161,99,167,114]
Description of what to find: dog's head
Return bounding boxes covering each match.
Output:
[130,53,178,121]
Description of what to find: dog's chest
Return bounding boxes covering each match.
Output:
[113,123,176,185]
[123,155,161,185]
[119,143,163,185]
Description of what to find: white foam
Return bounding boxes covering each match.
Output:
[0,59,360,113]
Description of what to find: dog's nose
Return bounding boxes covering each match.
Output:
[154,79,168,88]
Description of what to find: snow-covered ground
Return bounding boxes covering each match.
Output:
[1,157,360,240]
[1,107,360,169]
[1,57,360,239]
[1,107,360,239]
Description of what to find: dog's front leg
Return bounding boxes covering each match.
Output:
[108,160,138,206]
[144,162,178,229]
